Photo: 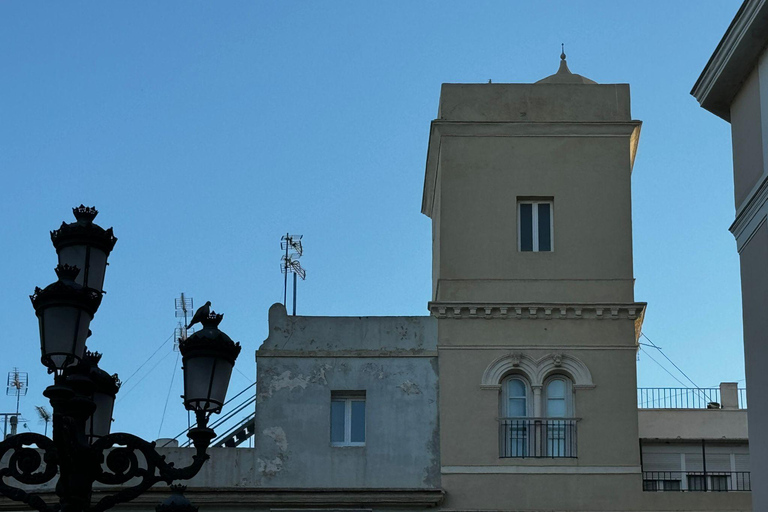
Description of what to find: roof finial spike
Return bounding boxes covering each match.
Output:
[561,43,566,61]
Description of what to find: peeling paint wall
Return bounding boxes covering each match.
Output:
[253,303,440,489]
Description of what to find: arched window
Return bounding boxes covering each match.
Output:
[504,377,529,417]
[544,376,573,457]
[501,376,530,457]
[545,377,569,418]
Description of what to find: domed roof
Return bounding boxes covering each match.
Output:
[536,47,597,85]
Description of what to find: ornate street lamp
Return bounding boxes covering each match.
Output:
[0,207,240,512]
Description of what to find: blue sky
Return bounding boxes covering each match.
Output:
[0,1,744,441]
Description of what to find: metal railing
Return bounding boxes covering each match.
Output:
[642,471,751,492]
[499,418,577,458]
[637,388,748,409]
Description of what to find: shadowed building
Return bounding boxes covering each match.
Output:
[692,0,768,510]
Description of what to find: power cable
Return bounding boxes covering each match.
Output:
[641,332,704,390]
[157,350,181,438]
[163,382,257,444]
[115,349,175,404]
[639,347,690,388]
[119,333,174,387]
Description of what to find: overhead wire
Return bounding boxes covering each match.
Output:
[119,333,174,387]
[157,350,181,438]
[163,381,257,445]
[641,332,705,390]
[116,349,175,404]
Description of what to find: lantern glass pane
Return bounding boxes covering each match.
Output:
[40,305,90,369]
[58,246,108,291]
[84,249,108,291]
[184,356,217,411]
[209,360,234,408]
[86,392,115,442]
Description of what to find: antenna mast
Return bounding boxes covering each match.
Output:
[174,293,194,428]
[5,368,28,437]
[174,292,194,350]
[280,234,306,316]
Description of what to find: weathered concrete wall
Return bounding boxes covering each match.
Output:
[639,409,748,440]
[438,83,631,122]
[253,303,439,489]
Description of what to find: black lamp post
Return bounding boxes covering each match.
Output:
[0,206,240,512]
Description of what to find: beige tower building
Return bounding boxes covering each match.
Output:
[422,56,749,511]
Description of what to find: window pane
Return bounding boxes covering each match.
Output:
[508,379,525,397]
[538,203,551,251]
[520,203,533,251]
[331,400,345,443]
[508,397,526,417]
[547,398,566,417]
[547,379,565,398]
[350,401,365,443]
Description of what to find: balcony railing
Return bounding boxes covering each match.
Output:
[499,418,577,458]
[643,471,751,492]
[637,388,747,409]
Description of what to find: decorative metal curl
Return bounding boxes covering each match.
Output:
[0,433,59,512]
[88,431,211,512]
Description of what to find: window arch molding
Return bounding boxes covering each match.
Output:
[481,352,594,389]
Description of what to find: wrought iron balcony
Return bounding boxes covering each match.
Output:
[642,471,751,492]
[499,418,577,458]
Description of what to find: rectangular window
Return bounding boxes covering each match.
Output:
[331,391,365,446]
[518,200,553,252]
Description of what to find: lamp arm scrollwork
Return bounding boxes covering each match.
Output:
[88,430,212,512]
[0,433,60,512]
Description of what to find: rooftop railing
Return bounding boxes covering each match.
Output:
[637,387,747,409]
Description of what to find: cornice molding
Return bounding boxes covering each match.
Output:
[692,0,768,121]
[730,171,768,252]
[421,120,642,218]
[257,349,437,358]
[428,302,646,321]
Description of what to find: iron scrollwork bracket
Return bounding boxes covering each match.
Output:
[0,433,60,512]
[88,429,213,512]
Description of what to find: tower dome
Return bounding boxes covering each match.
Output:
[536,46,597,84]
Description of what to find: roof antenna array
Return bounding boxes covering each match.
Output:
[174,292,194,351]
[5,368,28,438]
[281,233,306,316]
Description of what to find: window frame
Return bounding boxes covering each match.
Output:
[500,375,532,458]
[501,375,532,418]
[331,393,366,447]
[544,375,572,418]
[517,200,554,252]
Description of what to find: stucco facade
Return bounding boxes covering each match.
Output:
[692,1,768,510]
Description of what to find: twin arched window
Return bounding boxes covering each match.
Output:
[500,374,575,458]
[502,374,572,418]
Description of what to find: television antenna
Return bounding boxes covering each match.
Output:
[5,368,27,438]
[35,406,51,436]
[281,233,306,316]
[174,293,194,351]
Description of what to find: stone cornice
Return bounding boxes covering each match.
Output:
[428,302,646,321]
[0,488,445,510]
[692,0,768,121]
[257,349,437,358]
[421,120,642,218]
[730,171,768,251]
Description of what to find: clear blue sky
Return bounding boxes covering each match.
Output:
[0,1,744,441]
